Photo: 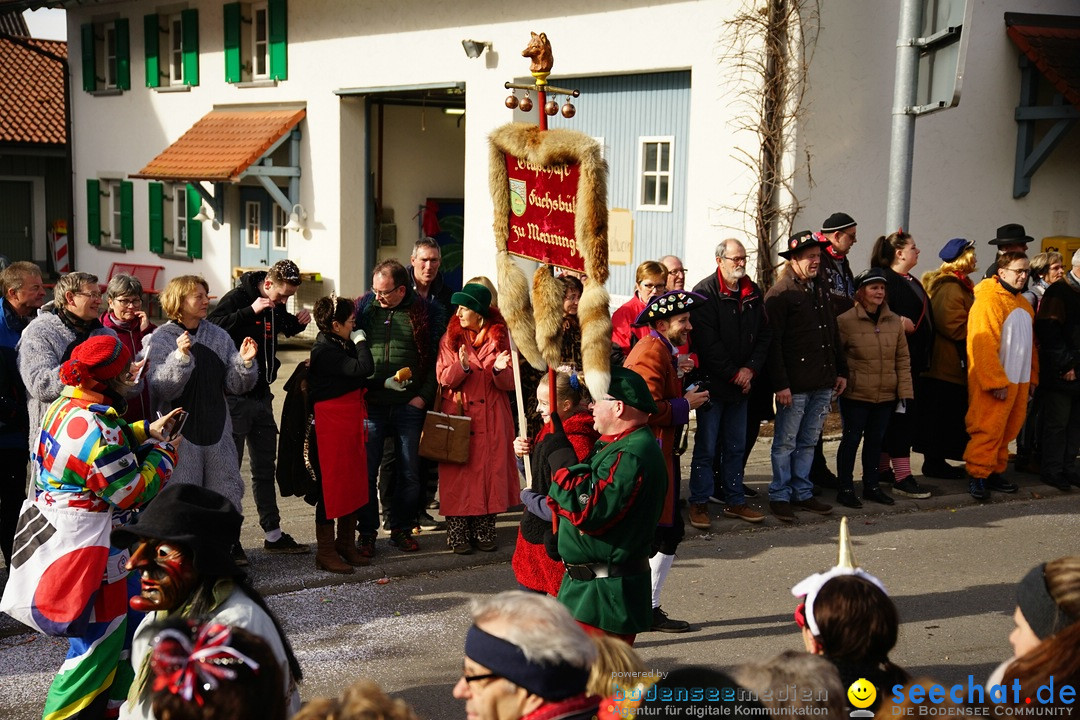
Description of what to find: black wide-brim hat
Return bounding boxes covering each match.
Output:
[632,290,707,327]
[779,230,830,259]
[990,223,1034,246]
[112,484,244,577]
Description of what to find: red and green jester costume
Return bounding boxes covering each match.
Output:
[547,424,667,637]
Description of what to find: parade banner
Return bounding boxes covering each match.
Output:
[504,155,583,272]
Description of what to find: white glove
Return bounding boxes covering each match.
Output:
[384,376,410,391]
[350,328,367,345]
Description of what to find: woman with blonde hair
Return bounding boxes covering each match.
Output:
[916,238,978,480]
[146,275,258,518]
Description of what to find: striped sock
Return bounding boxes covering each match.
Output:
[894,457,912,481]
[878,453,891,473]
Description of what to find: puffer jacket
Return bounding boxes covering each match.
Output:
[356,289,438,407]
[837,302,913,404]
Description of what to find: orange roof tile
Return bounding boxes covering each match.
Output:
[132,108,306,182]
[1006,13,1080,111]
[0,37,66,145]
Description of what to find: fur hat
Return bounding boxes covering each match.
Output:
[112,484,244,577]
[821,212,856,233]
[59,335,131,387]
[632,290,706,327]
[451,283,492,317]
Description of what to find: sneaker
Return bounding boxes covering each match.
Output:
[862,487,896,506]
[792,497,833,515]
[357,534,376,559]
[968,477,990,501]
[688,503,711,530]
[722,504,765,524]
[231,543,249,567]
[986,473,1018,494]
[389,529,419,552]
[769,500,796,523]
[892,476,931,499]
[264,533,310,554]
[922,460,966,480]
[835,489,862,509]
[742,484,759,498]
[426,499,441,510]
[417,511,445,531]
[650,606,690,633]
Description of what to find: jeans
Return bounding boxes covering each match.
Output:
[359,402,425,534]
[769,388,832,502]
[229,394,280,533]
[836,397,893,492]
[689,398,748,505]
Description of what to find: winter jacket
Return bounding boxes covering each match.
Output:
[924,272,974,387]
[1035,272,1080,393]
[356,289,439,407]
[689,270,771,402]
[434,312,518,516]
[0,299,30,450]
[883,267,935,375]
[967,277,1038,392]
[102,312,155,423]
[207,271,307,398]
[611,295,649,357]
[820,246,856,316]
[837,302,913,404]
[17,311,116,451]
[764,271,847,393]
[408,266,455,330]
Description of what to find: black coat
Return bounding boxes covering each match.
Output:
[689,271,772,403]
[1035,273,1080,393]
[882,267,934,375]
[764,271,847,393]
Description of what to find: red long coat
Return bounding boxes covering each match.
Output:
[435,313,519,516]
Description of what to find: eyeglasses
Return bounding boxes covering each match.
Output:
[666,268,686,275]
[113,297,142,306]
[639,282,666,291]
[74,291,103,300]
[373,285,403,298]
[1003,267,1030,276]
[722,256,748,264]
[462,672,500,685]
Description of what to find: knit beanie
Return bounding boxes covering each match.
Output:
[60,335,132,387]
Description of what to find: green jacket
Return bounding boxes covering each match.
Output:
[356,290,439,407]
[548,425,667,634]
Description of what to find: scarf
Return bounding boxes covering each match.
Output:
[58,305,102,339]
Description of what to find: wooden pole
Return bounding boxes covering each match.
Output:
[508,333,533,487]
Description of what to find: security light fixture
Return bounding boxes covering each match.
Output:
[462,40,491,59]
[284,204,308,232]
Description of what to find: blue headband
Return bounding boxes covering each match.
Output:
[464,625,587,701]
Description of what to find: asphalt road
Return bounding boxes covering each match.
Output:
[2,494,1078,719]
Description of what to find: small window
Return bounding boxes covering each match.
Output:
[173,186,189,253]
[107,180,123,247]
[169,15,184,83]
[273,204,287,250]
[251,3,269,79]
[103,24,119,88]
[637,136,674,211]
[82,19,130,92]
[245,201,261,248]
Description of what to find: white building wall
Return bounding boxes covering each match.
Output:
[65,0,762,299]
[796,0,1080,278]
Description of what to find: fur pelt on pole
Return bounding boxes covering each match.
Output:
[489,122,611,397]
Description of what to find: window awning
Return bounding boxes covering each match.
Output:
[1006,13,1080,110]
[130,108,306,182]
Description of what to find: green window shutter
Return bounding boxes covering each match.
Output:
[81,24,96,92]
[148,183,165,253]
[120,181,134,250]
[115,18,131,90]
[186,184,203,259]
[143,14,160,88]
[86,179,101,246]
[223,3,241,83]
[181,9,199,86]
[268,0,287,81]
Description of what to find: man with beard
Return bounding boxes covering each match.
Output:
[115,483,302,719]
[624,290,710,632]
[765,231,847,523]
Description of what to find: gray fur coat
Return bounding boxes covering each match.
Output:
[17,312,117,451]
[146,320,257,511]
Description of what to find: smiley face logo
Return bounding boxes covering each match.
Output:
[847,678,877,709]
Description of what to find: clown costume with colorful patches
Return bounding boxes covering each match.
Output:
[31,336,181,720]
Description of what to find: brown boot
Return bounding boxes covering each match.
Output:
[315,523,353,574]
[335,513,369,566]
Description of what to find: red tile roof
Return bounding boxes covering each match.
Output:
[1006,12,1080,110]
[132,108,306,182]
[0,37,66,144]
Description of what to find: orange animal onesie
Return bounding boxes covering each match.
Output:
[964,276,1038,479]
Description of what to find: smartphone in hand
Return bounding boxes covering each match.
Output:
[164,410,189,441]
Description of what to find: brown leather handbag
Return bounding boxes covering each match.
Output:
[418,388,471,464]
